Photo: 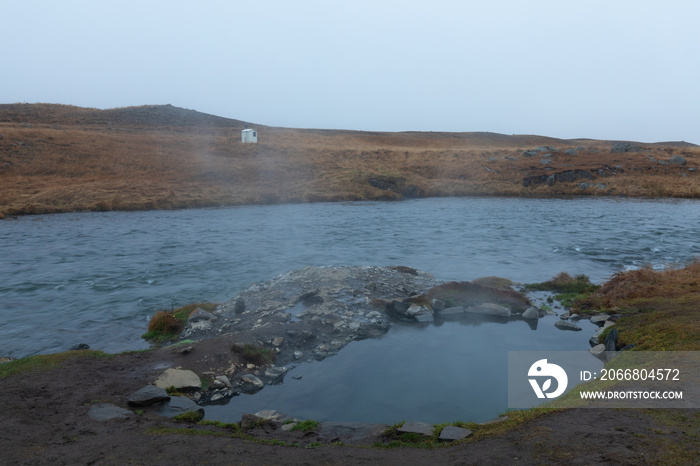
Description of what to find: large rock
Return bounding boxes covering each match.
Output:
[522,306,539,320]
[154,368,202,391]
[465,303,511,317]
[554,320,582,331]
[128,385,170,406]
[241,374,264,390]
[438,306,465,319]
[439,425,473,441]
[605,328,618,352]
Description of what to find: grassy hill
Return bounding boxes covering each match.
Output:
[1,103,698,217]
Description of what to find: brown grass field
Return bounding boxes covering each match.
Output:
[1,103,699,218]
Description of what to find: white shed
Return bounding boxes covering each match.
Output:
[241,128,258,143]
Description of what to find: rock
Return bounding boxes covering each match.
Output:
[589,344,607,361]
[554,320,582,331]
[215,375,231,388]
[272,337,284,347]
[187,308,217,323]
[439,425,473,441]
[128,385,170,406]
[565,148,578,156]
[431,299,445,311]
[155,396,204,418]
[241,410,292,429]
[522,150,539,157]
[88,403,133,421]
[406,304,433,322]
[281,422,297,431]
[320,422,391,445]
[154,368,202,391]
[465,303,511,317]
[605,328,618,352]
[292,375,302,380]
[590,313,610,324]
[522,306,539,320]
[405,304,425,317]
[398,421,434,437]
[264,366,287,380]
[233,298,246,314]
[589,335,600,347]
[603,320,616,328]
[611,142,641,153]
[69,343,91,351]
[438,306,465,319]
[240,413,263,429]
[668,155,686,165]
[241,374,264,390]
[293,350,304,360]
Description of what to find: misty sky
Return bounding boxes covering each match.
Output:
[3,1,699,143]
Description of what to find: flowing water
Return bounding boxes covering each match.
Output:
[1,197,698,421]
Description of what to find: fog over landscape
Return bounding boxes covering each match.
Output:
[2,0,699,143]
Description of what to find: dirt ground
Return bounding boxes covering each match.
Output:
[2,335,698,466]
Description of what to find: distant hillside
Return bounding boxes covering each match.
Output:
[0,104,698,218]
[0,103,249,129]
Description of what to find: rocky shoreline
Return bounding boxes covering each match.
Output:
[78,265,626,445]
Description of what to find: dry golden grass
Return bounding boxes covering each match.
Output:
[1,103,699,217]
[575,260,700,350]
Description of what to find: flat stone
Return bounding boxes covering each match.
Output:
[398,421,434,437]
[439,425,473,441]
[590,313,610,324]
[465,303,511,317]
[154,368,202,391]
[320,422,391,445]
[88,403,133,421]
[414,312,434,322]
[241,374,264,389]
[128,385,170,406]
[522,306,539,320]
[155,396,204,418]
[554,320,582,331]
[589,344,608,361]
[264,366,287,379]
[439,306,465,317]
[405,304,426,317]
[281,422,297,431]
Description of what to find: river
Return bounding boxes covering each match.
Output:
[1,197,699,359]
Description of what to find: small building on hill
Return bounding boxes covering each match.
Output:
[241,127,257,143]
